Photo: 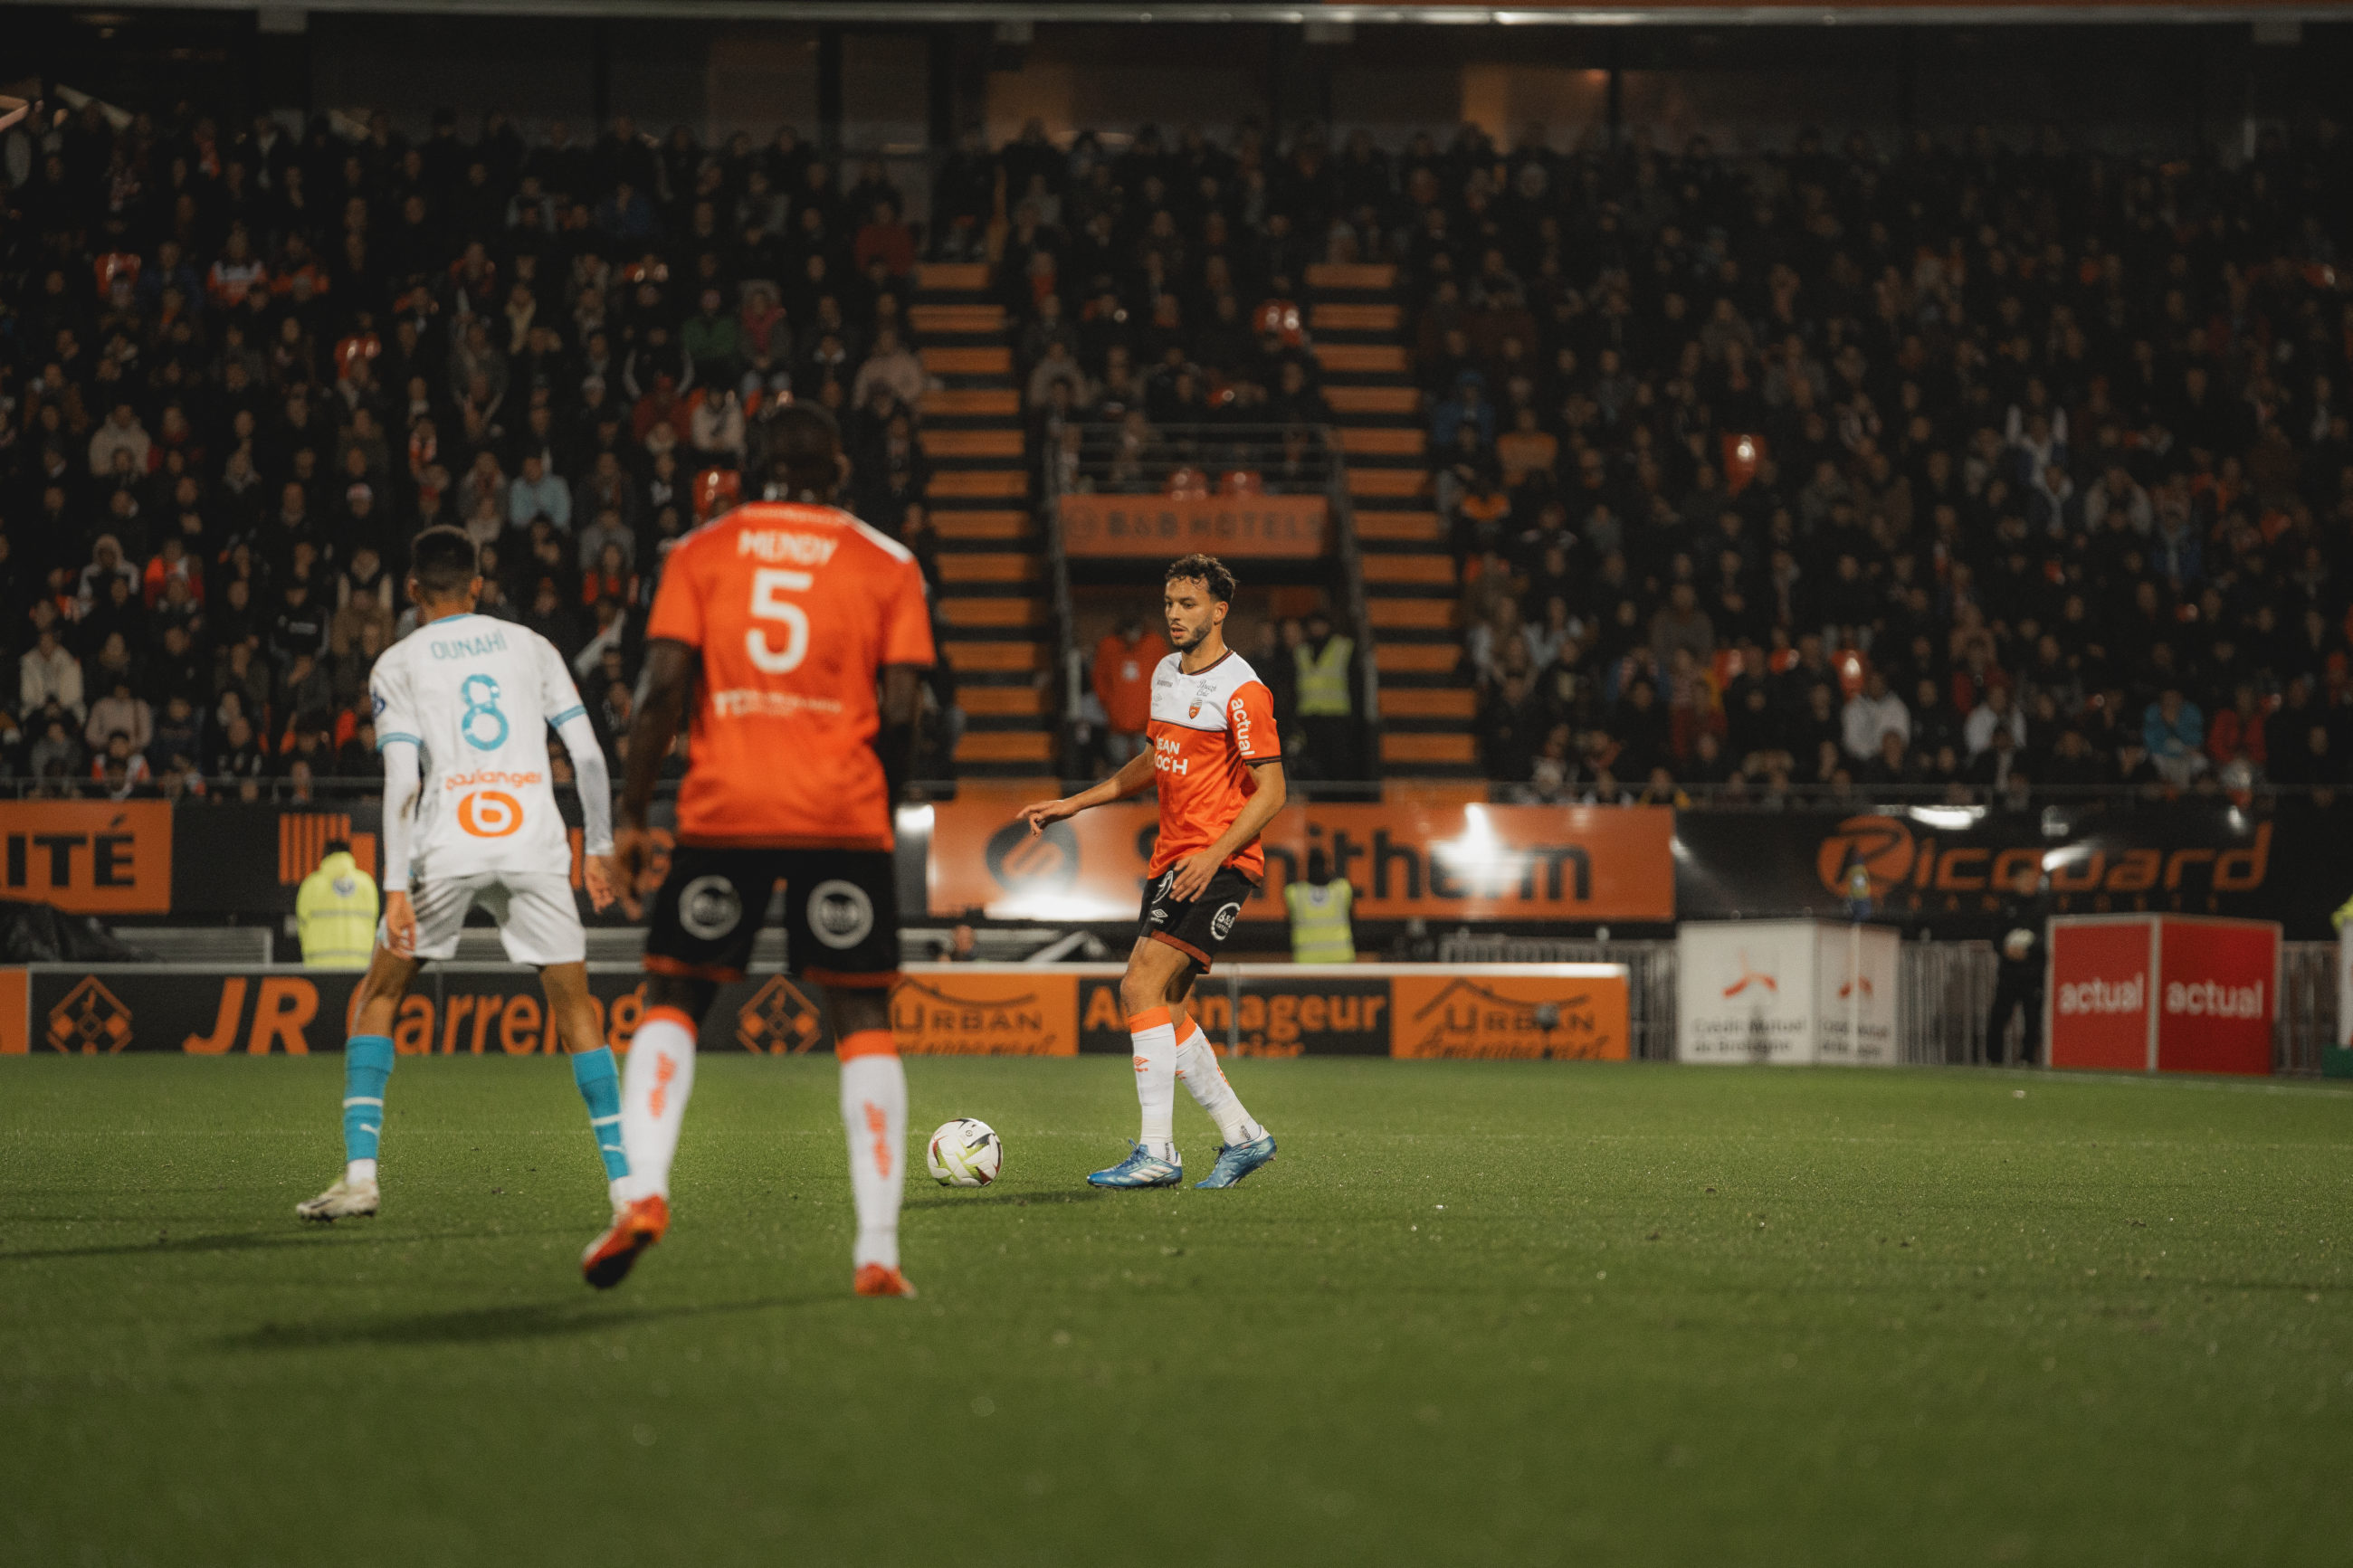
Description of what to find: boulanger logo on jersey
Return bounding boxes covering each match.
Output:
[806,879,874,950]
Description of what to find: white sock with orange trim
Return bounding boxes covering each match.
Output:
[1129,1007,1179,1161]
[1172,1012,1265,1147]
[836,1030,906,1270]
[614,1007,698,1202]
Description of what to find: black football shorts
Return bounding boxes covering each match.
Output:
[645,846,899,986]
[1136,862,1259,972]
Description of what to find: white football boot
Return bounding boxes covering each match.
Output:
[296,1176,381,1221]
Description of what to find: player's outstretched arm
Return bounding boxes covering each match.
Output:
[1017,746,1157,834]
[615,638,694,881]
[1168,758,1287,902]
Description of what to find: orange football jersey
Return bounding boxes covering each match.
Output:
[645,501,935,851]
[1145,649,1281,880]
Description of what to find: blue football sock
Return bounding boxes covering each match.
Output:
[572,1047,630,1181]
[343,1035,395,1164]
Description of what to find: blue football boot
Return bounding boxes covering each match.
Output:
[1086,1143,1185,1189]
[1194,1134,1278,1189]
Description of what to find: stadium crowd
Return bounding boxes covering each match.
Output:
[995,115,2353,803]
[7,97,2352,806]
[0,100,943,801]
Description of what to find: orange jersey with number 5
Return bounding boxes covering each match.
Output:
[1145,649,1281,880]
[645,501,935,850]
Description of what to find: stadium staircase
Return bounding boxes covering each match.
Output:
[1307,263,1479,781]
[911,263,1055,780]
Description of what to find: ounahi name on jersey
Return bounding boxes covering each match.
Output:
[370,615,590,883]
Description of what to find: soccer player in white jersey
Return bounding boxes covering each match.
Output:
[298,527,627,1222]
[1017,554,1281,1190]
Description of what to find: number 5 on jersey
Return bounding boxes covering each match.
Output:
[748,569,812,673]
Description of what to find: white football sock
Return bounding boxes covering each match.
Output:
[837,1039,906,1270]
[1174,1014,1265,1147]
[1129,1008,1179,1160]
[615,1009,697,1202]
[346,1157,377,1185]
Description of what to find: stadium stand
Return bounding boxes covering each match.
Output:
[1004,118,2353,805]
[5,104,2351,806]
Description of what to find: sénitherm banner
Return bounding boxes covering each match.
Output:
[0,964,1626,1060]
[929,799,1675,924]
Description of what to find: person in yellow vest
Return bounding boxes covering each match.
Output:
[1293,610,1357,780]
[1284,850,1356,965]
[297,839,379,969]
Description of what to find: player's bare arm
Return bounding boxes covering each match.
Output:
[1019,746,1157,833]
[878,663,924,804]
[1168,758,1286,902]
[616,637,696,881]
[383,890,418,957]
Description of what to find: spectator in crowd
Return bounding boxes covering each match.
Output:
[1092,613,1155,767]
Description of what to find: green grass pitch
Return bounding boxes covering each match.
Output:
[5,1054,2351,1566]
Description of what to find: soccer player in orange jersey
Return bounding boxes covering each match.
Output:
[1017,555,1282,1189]
[581,405,935,1297]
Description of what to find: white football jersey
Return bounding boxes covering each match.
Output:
[370,613,587,884]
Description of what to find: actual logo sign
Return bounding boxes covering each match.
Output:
[2057,975,2143,1014]
[806,879,874,950]
[1210,902,1241,941]
[679,874,743,940]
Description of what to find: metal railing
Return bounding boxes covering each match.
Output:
[1049,420,1338,497]
[2279,941,2335,1077]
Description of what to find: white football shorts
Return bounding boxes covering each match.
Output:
[384,870,586,966]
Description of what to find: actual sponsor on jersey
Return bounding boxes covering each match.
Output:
[1229,694,1255,754]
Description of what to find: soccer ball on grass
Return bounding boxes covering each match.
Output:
[927,1118,1004,1187]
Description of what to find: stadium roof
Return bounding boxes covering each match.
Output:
[13,0,2347,23]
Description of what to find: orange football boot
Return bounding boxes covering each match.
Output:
[853,1263,919,1298]
[581,1195,669,1290]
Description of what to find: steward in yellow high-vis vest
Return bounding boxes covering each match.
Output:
[1284,852,1357,964]
[1293,628,1355,717]
[297,841,379,969]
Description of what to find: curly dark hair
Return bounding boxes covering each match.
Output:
[1164,553,1236,603]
